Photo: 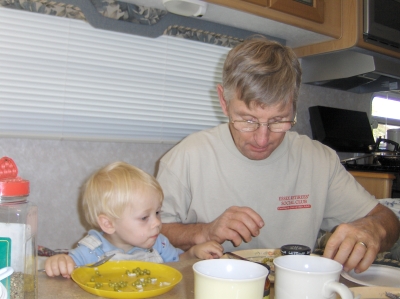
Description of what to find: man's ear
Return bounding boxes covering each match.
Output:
[217,84,229,117]
[97,214,116,234]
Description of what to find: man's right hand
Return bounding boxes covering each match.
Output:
[202,206,264,246]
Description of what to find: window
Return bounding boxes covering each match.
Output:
[0,8,229,143]
[371,92,400,143]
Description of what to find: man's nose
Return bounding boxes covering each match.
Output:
[254,125,270,147]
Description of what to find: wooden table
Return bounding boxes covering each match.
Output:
[38,258,360,299]
[39,259,198,299]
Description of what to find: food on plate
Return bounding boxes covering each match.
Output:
[85,267,168,293]
[259,257,275,272]
[223,249,281,274]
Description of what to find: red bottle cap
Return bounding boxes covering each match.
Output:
[0,157,18,180]
[0,157,30,197]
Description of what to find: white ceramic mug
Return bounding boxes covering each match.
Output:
[0,267,14,299]
[274,255,353,299]
[193,259,269,299]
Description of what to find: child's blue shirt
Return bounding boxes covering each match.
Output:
[69,229,183,266]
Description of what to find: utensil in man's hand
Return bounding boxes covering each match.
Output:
[39,253,115,272]
[224,252,270,270]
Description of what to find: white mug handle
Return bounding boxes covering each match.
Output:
[324,281,353,299]
[0,267,13,281]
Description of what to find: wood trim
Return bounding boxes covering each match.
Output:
[269,0,324,23]
[349,171,396,180]
[205,0,342,38]
[242,0,268,6]
[293,0,358,57]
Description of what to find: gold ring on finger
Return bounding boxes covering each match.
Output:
[357,241,367,249]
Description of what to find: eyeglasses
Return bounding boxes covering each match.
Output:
[231,119,296,133]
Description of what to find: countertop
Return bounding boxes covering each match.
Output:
[38,258,360,299]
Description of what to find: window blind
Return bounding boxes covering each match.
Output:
[0,8,229,143]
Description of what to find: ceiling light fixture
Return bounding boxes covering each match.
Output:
[162,0,207,17]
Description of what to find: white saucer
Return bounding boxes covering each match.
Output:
[347,286,400,299]
[341,264,400,287]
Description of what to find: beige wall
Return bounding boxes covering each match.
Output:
[0,84,372,250]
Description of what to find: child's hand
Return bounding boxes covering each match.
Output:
[44,254,76,278]
[180,241,224,260]
[194,241,224,259]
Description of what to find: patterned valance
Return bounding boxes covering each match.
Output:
[92,0,167,26]
[0,0,273,48]
[0,0,86,20]
[164,25,243,48]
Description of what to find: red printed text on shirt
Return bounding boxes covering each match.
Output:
[277,194,311,210]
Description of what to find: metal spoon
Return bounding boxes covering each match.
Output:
[85,253,115,268]
[224,252,271,270]
[39,253,115,272]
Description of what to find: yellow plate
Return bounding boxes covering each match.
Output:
[71,261,182,298]
[340,286,400,298]
[222,248,281,282]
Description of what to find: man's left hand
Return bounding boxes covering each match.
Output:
[323,203,399,273]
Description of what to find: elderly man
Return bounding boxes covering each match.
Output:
[157,36,400,273]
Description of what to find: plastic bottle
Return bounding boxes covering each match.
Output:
[0,157,37,299]
[280,244,311,255]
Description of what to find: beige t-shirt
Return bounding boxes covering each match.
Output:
[157,124,378,252]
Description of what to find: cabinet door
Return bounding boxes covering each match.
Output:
[205,0,341,39]
[242,0,268,6]
[269,0,324,23]
[349,171,395,199]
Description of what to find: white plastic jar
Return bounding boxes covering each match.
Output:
[0,157,37,299]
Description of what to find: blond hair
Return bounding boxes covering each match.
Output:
[222,36,301,113]
[82,161,163,229]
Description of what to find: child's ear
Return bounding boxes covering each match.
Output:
[97,214,116,234]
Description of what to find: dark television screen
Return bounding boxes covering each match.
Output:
[309,106,375,153]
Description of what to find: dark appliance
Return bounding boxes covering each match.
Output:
[364,0,400,52]
[341,137,400,198]
[309,106,375,153]
[301,1,400,94]
[309,105,400,197]
[341,137,400,172]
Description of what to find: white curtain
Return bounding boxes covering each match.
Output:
[0,8,229,143]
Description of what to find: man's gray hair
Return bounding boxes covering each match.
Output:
[222,36,302,113]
